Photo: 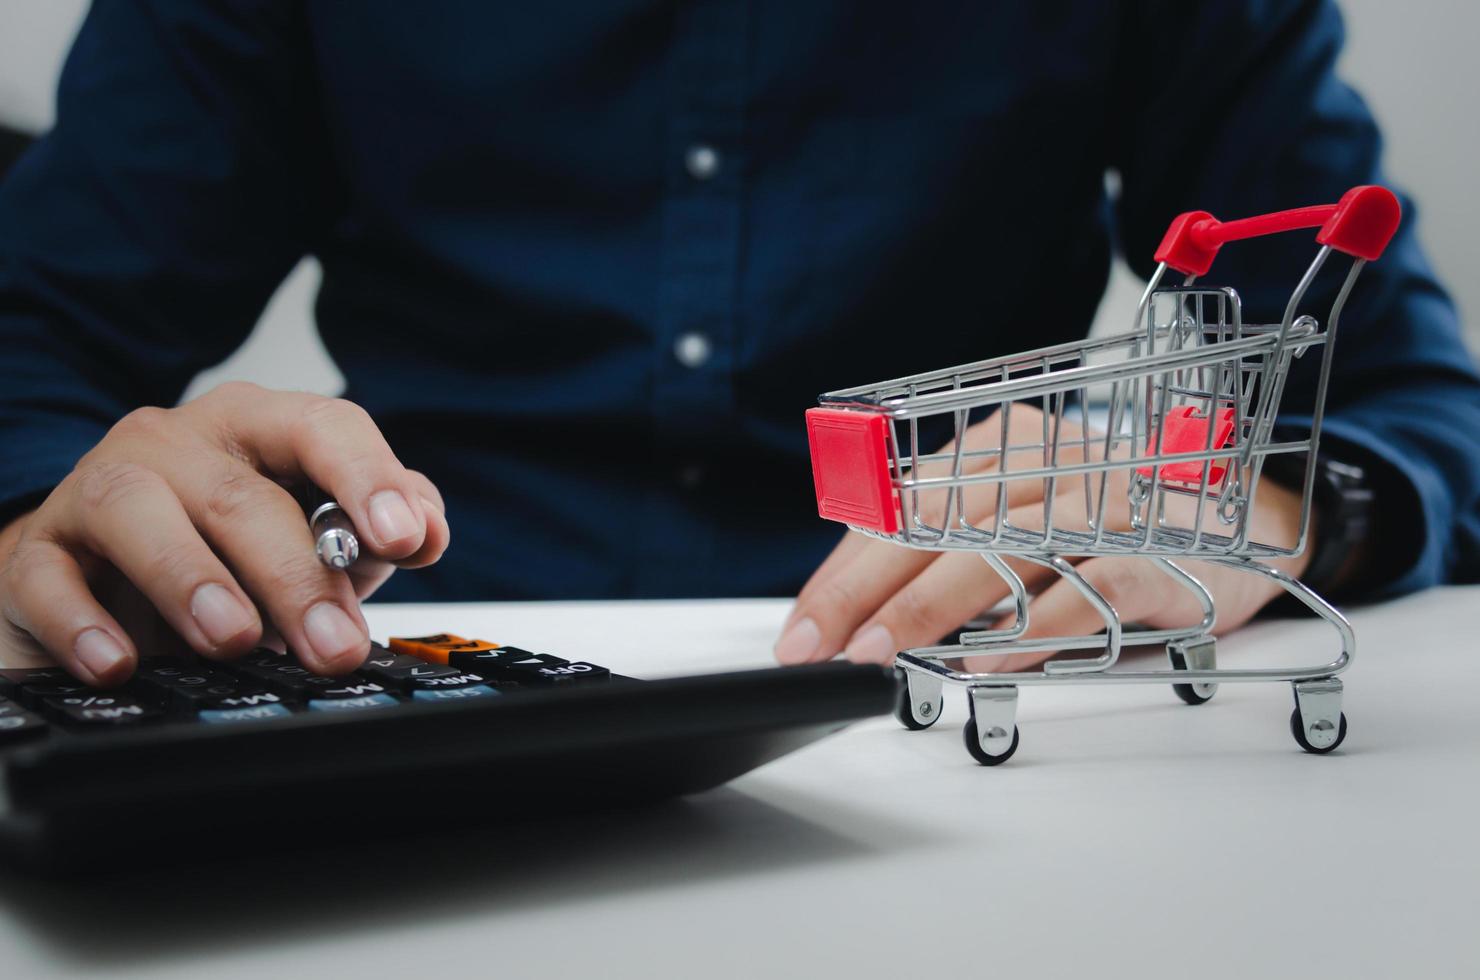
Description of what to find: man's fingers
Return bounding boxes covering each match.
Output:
[393,469,450,570]
[775,540,935,664]
[194,384,433,562]
[60,462,262,658]
[779,467,1046,664]
[839,553,1054,664]
[174,460,371,674]
[0,537,137,686]
[822,484,1089,666]
[787,530,867,620]
[781,405,1101,665]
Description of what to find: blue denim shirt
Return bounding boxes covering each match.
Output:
[2,0,1477,601]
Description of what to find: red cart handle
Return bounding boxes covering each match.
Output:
[1153,185,1401,277]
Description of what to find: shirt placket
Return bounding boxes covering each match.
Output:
[640,0,748,592]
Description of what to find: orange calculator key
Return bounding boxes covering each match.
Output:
[387,633,500,665]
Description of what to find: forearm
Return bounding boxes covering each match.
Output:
[0,0,333,525]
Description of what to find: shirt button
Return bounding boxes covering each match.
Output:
[673,332,712,369]
[684,144,721,181]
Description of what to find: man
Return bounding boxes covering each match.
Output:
[1,1,1477,686]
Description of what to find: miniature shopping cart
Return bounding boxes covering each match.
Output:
[805,186,1401,765]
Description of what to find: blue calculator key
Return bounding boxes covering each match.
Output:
[306,693,400,712]
[197,703,296,724]
[411,684,501,703]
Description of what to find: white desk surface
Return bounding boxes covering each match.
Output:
[1,589,1477,979]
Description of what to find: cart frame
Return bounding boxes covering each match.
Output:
[805,186,1402,763]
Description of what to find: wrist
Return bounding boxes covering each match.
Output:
[1263,453,1375,597]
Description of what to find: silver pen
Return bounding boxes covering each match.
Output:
[303,488,360,570]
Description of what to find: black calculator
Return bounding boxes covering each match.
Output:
[0,634,897,874]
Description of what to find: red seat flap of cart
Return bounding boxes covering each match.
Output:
[1138,406,1236,484]
[805,407,900,534]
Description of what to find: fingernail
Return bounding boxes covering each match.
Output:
[843,623,897,664]
[190,583,256,647]
[773,616,821,665]
[74,628,129,680]
[303,602,366,669]
[368,490,418,546]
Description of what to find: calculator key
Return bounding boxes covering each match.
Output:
[0,698,49,744]
[210,691,289,711]
[0,667,73,696]
[225,651,387,701]
[41,693,163,728]
[450,649,579,684]
[299,676,393,700]
[531,661,609,683]
[361,646,426,672]
[387,633,465,650]
[135,662,251,710]
[387,633,473,664]
[412,641,496,665]
[135,661,234,693]
[411,684,501,703]
[506,660,610,686]
[197,703,295,724]
[159,682,285,715]
[225,650,319,699]
[446,646,552,673]
[12,679,94,709]
[358,650,464,691]
[307,693,399,712]
[406,670,491,692]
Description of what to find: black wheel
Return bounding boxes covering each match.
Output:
[893,670,941,730]
[1169,649,1215,705]
[1290,708,1348,754]
[962,717,1020,766]
[1173,682,1214,706]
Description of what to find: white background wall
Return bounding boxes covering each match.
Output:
[1,0,1475,400]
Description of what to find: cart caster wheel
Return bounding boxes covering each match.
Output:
[895,689,941,730]
[1172,682,1214,706]
[1168,639,1217,706]
[894,668,943,730]
[962,717,1020,766]
[1290,708,1347,754]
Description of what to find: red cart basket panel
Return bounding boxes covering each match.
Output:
[1137,406,1236,484]
[805,408,900,534]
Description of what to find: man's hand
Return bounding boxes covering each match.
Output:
[776,405,1311,670]
[0,383,449,685]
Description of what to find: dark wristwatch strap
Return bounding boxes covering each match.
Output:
[1261,453,1374,596]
